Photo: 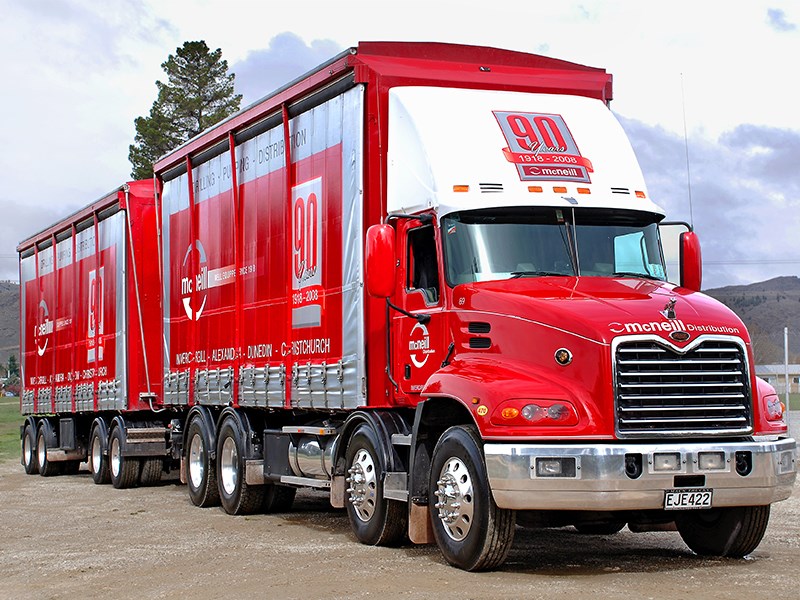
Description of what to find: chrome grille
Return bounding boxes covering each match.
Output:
[614,339,752,437]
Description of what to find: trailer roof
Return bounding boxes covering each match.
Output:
[153,41,612,176]
[17,180,152,253]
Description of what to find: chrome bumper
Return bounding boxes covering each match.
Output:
[484,438,797,511]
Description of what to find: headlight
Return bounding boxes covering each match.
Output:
[491,399,579,426]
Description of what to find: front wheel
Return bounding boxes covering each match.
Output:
[344,424,407,546]
[676,505,770,557]
[429,426,515,571]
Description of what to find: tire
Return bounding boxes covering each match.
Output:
[575,522,626,535]
[429,425,515,571]
[676,505,770,557]
[262,485,297,513]
[140,458,164,486]
[89,426,111,484]
[344,424,407,546]
[109,426,138,489]
[22,423,38,475]
[216,416,264,515]
[37,425,61,477]
[186,417,220,507]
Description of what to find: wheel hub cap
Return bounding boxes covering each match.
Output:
[434,457,474,541]
[346,449,376,522]
[220,437,238,496]
[188,434,205,489]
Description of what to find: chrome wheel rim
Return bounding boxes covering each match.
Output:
[220,436,238,496]
[434,457,475,541]
[91,434,102,474]
[347,448,377,522]
[110,436,121,478]
[37,433,46,470]
[23,430,33,467]
[188,433,205,489]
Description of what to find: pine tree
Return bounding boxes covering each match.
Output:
[129,41,242,180]
[7,354,19,378]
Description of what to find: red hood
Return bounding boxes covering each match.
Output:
[453,276,749,346]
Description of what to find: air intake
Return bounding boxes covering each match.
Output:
[469,337,492,349]
[468,322,491,334]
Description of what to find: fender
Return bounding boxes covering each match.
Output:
[110,415,129,452]
[90,417,110,456]
[217,407,263,460]
[36,418,57,450]
[422,356,602,439]
[184,405,218,460]
[333,410,412,477]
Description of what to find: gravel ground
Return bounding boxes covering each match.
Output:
[1,452,799,600]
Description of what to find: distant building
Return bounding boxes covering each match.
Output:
[756,364,800,394]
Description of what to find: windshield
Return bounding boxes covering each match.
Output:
[442,207,666,285]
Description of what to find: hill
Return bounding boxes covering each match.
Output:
[0,276,797,370]
[0,281,18,369]
[704,276,800,364]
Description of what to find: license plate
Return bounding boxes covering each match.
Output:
[664,488,713,510]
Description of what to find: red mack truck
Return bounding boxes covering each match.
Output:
[19,42,796,571]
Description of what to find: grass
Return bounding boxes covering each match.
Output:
[0,398,23,461]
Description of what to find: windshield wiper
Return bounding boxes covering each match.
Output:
[510,270,568,278]
[612,271,663,281]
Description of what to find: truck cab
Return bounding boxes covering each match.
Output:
[366,84,795,570]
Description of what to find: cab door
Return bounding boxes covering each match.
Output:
[391,217,446,398]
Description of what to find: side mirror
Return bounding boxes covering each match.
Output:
[365,224,396,297]
[680,230,702,292]
[659,222,702,292]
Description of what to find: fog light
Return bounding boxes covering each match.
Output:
[698,451,726,471]
[653,452,681,472]
[535,457,577,478]
[778,451,795,474]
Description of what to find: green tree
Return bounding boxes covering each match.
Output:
[7,354,18,378]
[129,41,242,179]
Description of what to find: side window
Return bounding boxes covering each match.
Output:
[407,225,439,304]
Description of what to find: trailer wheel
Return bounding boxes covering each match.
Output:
[109,426,138,489]
[676,505,770,557]
[140,458,164,486]
[37,424,61,477]
[22,423,38,475]
[89,426,110,484]
[216,416,264,515]
[186,417,220,507]
[429,425,515,571]
[344,424,407,546]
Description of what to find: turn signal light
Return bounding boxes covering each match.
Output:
[765,395,785,421]
[500,407,520,419]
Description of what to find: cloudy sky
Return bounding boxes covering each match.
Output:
[1,0,798,289]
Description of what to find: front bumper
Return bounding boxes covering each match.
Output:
[484,438,797,511]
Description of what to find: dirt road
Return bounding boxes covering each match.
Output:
[1,458,798,600]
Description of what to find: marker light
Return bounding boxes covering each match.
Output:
[528,185,543,193]
[577,187,591,195]
[635,191,647,198]
[453,185,469,192]
[553,186,568,193]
